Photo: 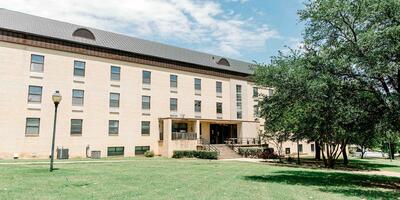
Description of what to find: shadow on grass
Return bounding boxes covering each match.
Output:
[347,159,399,171]
[262,158,400,172]
[244,170,400,199]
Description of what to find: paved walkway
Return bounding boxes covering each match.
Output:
[219,158,400,178]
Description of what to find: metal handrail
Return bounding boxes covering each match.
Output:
[198,138,220,155]
[226,137,263,145]
[172,132,197,140]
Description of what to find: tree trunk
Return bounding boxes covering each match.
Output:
[297,140,300,165]
[361,149,365,159]
[343,144,348,165]
[389,142,396,160]
[315,140,321,160]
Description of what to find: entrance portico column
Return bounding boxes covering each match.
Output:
[162,119,172,157]
[195,120,201,140]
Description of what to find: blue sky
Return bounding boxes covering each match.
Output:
[225,0,305,63]
[0,0,305,64]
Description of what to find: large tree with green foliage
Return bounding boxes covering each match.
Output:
[255,0,400,167]
[255,50,374,168]
[299,0,400,140]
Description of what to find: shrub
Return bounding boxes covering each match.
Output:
[238,147,277,159]
[238,147,264,158]
[172,150,195,158]
[173,150,218,159]
[144,150,154,157]
[195,151,218,159]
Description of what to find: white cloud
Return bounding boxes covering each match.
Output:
[0,0,277,58]
[225,0,250,3]
[280,37,304,55]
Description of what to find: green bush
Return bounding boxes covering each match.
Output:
[172,150,195,158]
[238,147,277,159]
[238,147,264,158]
[173,150,218,159]
[144,150,154,157]
[195,151,218,159]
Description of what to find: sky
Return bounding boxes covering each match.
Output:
[0,0,305,64]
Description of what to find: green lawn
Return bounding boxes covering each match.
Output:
[0,158,399,200]
[348,158,400,173]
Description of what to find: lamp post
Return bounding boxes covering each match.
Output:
[50,91,62,172]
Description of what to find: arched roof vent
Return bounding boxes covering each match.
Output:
[216,58,230,66]
[73,28,95,40]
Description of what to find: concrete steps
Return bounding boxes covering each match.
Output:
[212,144,242,159]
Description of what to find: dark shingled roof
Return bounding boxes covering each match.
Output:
[0,8,253,75]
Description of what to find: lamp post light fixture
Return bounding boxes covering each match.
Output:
[50,90,62,172]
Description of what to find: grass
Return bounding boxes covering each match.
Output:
[0,157,399,200]
[348,158,400,173]
[263,157,400,173]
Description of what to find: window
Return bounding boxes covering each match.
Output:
[109,120,119,135]
[73,28,96,40]
[194,78,201,90]
[25,118,40,135]
[170,98,177,111]
[172,123,188,132]
[216,58,230,66]
[311,144,315,152]
[70,119,83,135]
[142,96,151,110]
[253,105,259,118]
[216,81,222,94]
[170,75,177,88]
[30,54,44,72]
[285,148,290,154]
[298,144,303,153]
[28,85,42,103]
[110,93,120,108]
[216,102,223,114]
[110,66,120,81]
[74,61,85,77]
[107,147,124,156]
[253,87,259,98]
[159,121,164,140]
[267,89,274,97]
[195,100,201,113]
[72,89,84,106]
[142,71,151,84]
[141,121,150,136]
[135,146,150,155]
[236,85,242,119]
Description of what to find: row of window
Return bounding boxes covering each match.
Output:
[25,118,151,136]
[107,146,150,156]
[284,144,315,154]
[236,85,243,119]
[28,54,262,118]
[28,86,225,113]
[30,54,228,94]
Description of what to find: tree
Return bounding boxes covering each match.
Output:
[255,51,357,168]
[263,131,289,163]
[255,0,400,167]
[299,0,400,134]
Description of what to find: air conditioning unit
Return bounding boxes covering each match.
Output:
[91,150,101,159]
[56,147,69,159]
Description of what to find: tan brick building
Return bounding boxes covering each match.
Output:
[0,9,314,159]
